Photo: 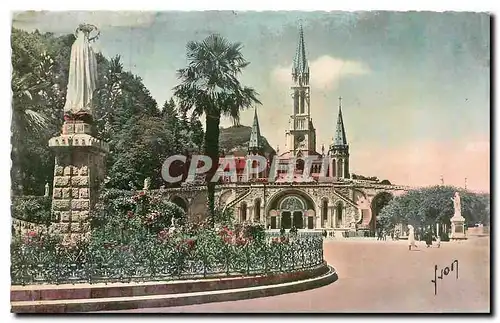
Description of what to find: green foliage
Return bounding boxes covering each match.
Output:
[91,189,186,237]
[379,186,491,229]
[351,174,379,181]
[439,231,450,242]
[219,125,275,155]
[11,222,324,285]
[11,29,206,195]
[11,29,68,195]
[11,196,52,224]
[173,34,261,223]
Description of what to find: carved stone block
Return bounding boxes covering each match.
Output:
[79,166,89,176]
[63,166,73,176]
[62,188,71,199]
[55,166,64,176]
[72,188,80,198]
[53,188,62,199]
[53,200,71,211]
[61,211,71,222]
[79,188,89,199]
[71,176,89,187]
[79,211,90,221]
[71,199,90,211]
[70,222,81,233]
[54,176,70,187]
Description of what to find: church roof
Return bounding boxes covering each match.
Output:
[292,24,309,85]
[333,97,348,147]
[248,108,263,152]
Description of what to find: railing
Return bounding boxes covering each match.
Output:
[222,189,251,214]
[265,230,323,238]
[11,235,324,286]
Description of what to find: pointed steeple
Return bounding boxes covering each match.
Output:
[248,107,263,153]
[333,97,348,147]
[292,24,309,86]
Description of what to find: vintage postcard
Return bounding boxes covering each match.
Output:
[9,10,490,313]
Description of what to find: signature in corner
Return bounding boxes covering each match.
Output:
[431,259,459,295]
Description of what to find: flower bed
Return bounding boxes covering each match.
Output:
[11,190,324,286]
[11,226,324,285]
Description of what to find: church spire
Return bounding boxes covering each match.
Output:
[333,97,348,147]
[248,107,263,153]
[292,24,309,86]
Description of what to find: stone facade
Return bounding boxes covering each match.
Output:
[162,181,409,233]
[48,120,108,242]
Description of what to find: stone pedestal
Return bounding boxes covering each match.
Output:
[450,213,466,240]
[48,120,109,243]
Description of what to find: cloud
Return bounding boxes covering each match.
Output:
[271,55,370,89]
[12,11,157,33]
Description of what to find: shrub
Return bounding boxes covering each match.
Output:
[439,231,450,242]
[11,221,325,285]
[11,196,52,224]
[91,189,187,236]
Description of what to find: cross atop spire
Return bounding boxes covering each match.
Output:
[292,24,310,86]
[333,96,348,147]
[248,107,263,153]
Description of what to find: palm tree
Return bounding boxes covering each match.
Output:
[11,69,52,195]
[173,34,261,224]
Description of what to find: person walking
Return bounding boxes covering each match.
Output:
[435,234,441,248]
[408,225,417,251]
[425,230,433,248]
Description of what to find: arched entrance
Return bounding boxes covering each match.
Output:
[266,189,316,230]
[371,192,393,233]
[279,195,305,229]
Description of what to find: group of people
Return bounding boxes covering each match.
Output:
[407,225,441,250]
[377,229,401,241]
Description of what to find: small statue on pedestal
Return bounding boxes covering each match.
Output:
[143,177,151,191]
[451,192,462,217]
[44,183,50,197]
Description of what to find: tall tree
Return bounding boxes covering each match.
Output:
[11,29,68,194]
[379,186,491,229]
[173,34,261,224]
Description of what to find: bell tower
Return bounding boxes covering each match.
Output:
[284,24,317,157]
[328,97,350,179]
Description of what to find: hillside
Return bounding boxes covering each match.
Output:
[219,125,276,156]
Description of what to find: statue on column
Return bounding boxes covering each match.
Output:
[451,192,462,217]
[143,177,151,191]
[63,23,100,119]
[44,183,50,197]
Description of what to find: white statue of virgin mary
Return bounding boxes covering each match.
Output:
[63,24,99,117]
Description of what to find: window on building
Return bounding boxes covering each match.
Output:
[322,199,328,226]
[240,202,247,222]
[336,203,343,227]
[254,199,261,222]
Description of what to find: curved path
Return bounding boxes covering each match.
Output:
[110,237,490,313]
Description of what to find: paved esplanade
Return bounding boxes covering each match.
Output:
[113,237,490,313]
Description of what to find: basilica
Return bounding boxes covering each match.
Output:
[166,26,410,235]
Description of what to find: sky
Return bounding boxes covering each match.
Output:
[11,11,491,192]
